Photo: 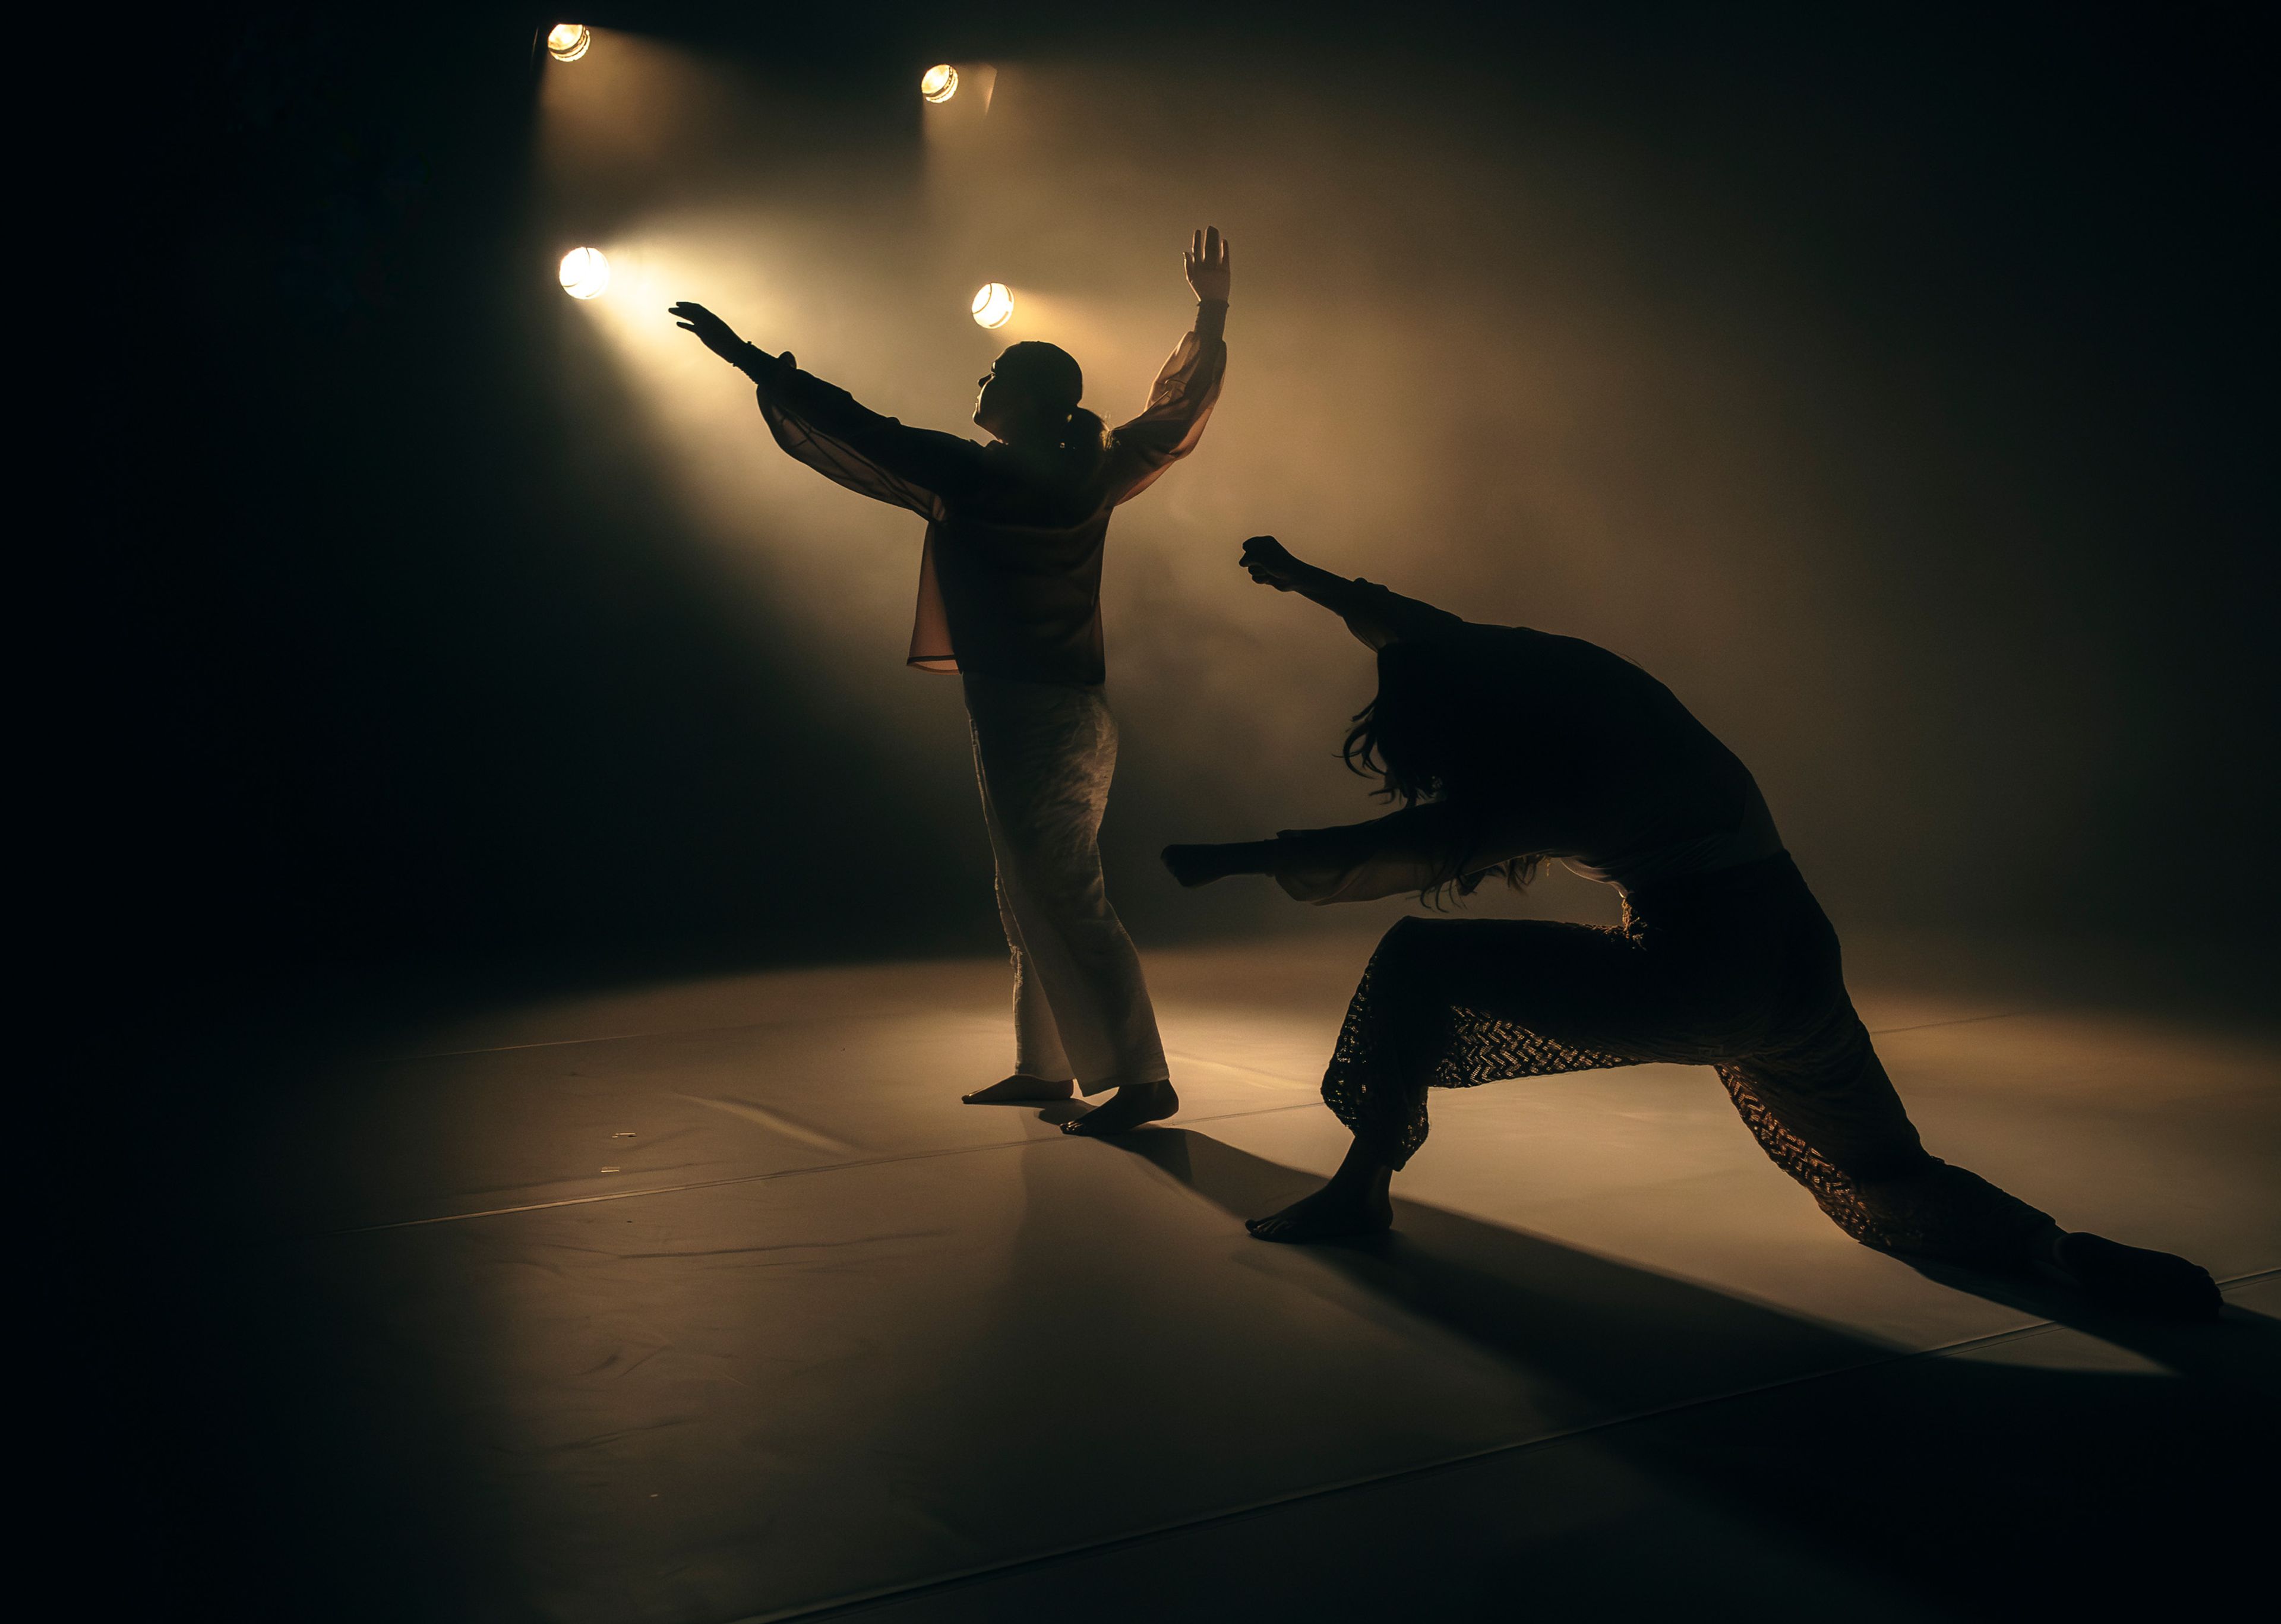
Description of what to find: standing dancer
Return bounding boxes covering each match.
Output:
[668,228,1232,1135]
[1158,535,2219,1318]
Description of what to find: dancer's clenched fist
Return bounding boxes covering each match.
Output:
[1241,535,1305,590]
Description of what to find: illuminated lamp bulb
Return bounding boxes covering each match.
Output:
[920,64,958,103]
[559,247,611,300]
[545,24,592,62]
[970,282,1013,329]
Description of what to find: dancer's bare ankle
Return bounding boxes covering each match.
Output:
[1328,1141,1396,1193]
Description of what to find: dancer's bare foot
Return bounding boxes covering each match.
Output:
[2052,1231,2222,1320]
[1060,1079,1179,1136]
[962,1074,1076,1105]
[1246,1178,1394,1243]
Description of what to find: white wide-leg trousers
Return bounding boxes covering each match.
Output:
[963,673,1169,1094]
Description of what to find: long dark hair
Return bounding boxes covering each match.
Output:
[994,341,1108,476]
[1340,640,1544,903]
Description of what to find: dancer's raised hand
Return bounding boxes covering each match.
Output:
[1184,227,1232,303]
[1241,535,1307,590]
[669,301,750,364]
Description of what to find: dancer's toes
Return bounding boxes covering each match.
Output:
[1060,1080,1179,1136]
[962,1074,1076,1105]
[1245,1182,1393,1244]
[2056,1232,2222,1320]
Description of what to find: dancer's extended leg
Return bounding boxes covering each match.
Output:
[1246,903,2223,1315]
[1721,1045,2222,1320]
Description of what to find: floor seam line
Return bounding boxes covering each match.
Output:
[716,1272,2270,1624]
[317,1101,1326,1236]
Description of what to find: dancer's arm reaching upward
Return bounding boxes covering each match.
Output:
[1239,536,1465,649]
[670,301,986,519]
[1162,534,1536,895]
[1104,227,1234,504]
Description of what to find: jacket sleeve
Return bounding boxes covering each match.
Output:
[754,356,988,519]
[1332,578,1470,651]
[1102,306,1228,505]
[1269,802,1556,904]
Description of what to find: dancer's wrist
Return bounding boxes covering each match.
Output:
[1195,299,1228,341]
[1214,839,1278,877]
[1290,562,1355,608]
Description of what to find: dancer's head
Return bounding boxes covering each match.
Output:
[1345,640,1543,896]
[1344,641,1481,805]
[974,341,1108,467]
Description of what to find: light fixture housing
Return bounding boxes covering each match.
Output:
[970,283,1013,330]
[560,247,611,300]
[920,64,958,103]
[545,24,592,63]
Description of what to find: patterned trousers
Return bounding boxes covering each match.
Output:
[1324,857,2053,1265]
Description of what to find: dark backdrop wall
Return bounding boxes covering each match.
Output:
[84,2,2275,1015]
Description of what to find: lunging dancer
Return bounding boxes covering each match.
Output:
[1160,535,2219,1318]
[668,229,1233,1135]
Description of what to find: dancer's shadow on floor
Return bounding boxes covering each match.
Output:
[1107,1127,2277,1617]
[1114,1127,2278,1390]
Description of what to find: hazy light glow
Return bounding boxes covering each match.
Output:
[920,64,958,103]
[546,24,592,62]
[560,247,611,299]
[971,282,1013,329]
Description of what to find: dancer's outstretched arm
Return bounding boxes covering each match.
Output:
[1239,536,1463,649]
[670,301,985,519]
[1165,803,1555,901]
[1105,227,1234,504]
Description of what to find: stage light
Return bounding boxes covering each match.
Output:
[560,247,611,299]
[920,64,959,103]
[545,24,592,62]
[970,283,1013,329]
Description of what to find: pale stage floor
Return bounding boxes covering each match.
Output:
[202,930,2280,1622]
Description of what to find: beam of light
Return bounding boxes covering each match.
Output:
[545,23,592,63]
[560,246,611,299]
[920,64,999,175]
[971,283,1013,329]
[551,214,985,750]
